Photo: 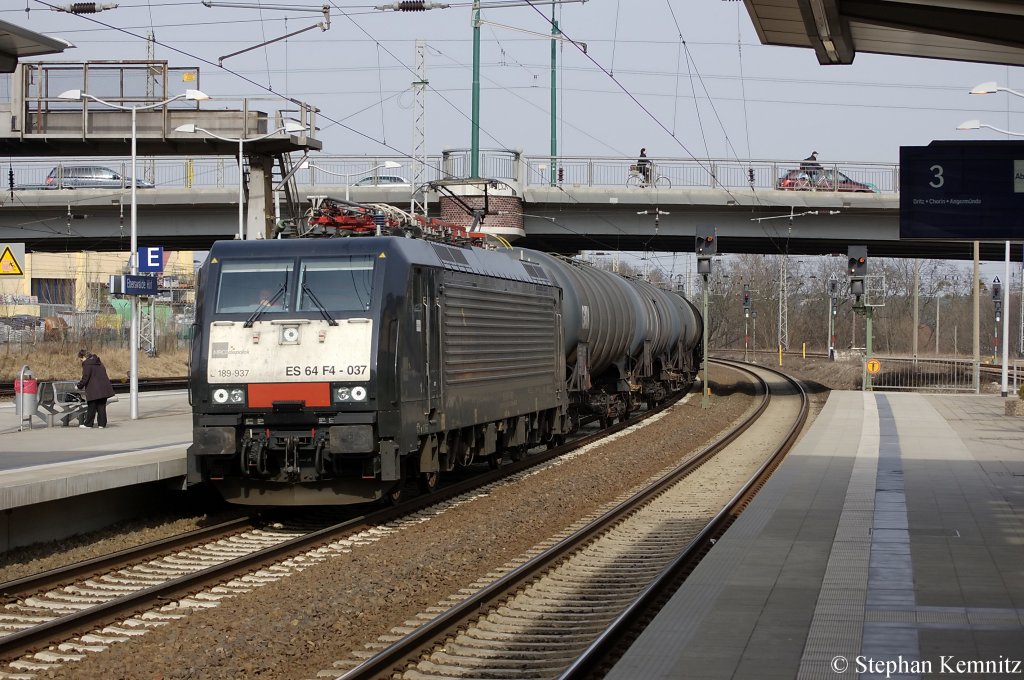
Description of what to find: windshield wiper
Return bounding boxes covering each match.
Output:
[243,282,286,328]
[301,282,339,326]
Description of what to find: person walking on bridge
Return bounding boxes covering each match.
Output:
[77,349,115,429]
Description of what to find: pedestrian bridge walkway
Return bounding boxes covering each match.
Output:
[8,150,900,197]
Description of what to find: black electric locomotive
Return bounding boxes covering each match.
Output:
[187,236,703,505]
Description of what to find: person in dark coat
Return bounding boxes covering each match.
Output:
[77,349,115,428]
[637,147,652,184]
[800,151,822,177]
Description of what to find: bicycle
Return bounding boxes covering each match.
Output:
[626,164,671,189]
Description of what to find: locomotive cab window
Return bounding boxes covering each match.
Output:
[298,257,376,312]
[215,260,293,313]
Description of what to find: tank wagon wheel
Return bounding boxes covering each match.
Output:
[419,470,439,494]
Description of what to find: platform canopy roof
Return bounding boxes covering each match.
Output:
[742,0,1024,66]
[0,18,73,73]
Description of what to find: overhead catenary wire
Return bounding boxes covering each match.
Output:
[24,0,641,249]
[24,0,825,259]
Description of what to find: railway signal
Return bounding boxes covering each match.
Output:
[695,224,717,408]
[847,245,867,297]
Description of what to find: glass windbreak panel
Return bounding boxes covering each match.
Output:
[215,260,293,313]
[298,257,376,312]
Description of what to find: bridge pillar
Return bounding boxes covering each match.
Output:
[246,153,276,240]
[439,193,526,242]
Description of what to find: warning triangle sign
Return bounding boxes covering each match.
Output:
[0,246,25,276]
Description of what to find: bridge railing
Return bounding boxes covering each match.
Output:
[7,154,901,194]
[523,156,899,193]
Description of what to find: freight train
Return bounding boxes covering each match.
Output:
[186,223,703,505]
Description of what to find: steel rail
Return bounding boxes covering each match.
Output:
[0,388,688,663]
[336,361,781,679]
[558,360,809,678]
[0,515,256,601]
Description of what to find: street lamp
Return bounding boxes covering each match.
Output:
[305,160,402,201]
[58,87,209,421]
[956,119,1024,137]
[958,81,1022,394]
[175,121,307,240]
[970,81,1024,97]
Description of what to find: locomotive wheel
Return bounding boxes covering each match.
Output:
[509,445,526,462]
[385,482,403,505]
[547,435,565,450]
[419,470,439,494]
[488,453,504,470]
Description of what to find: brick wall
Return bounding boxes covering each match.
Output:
[439,195,524,232]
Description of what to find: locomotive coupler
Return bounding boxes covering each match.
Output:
[283,437,301,482]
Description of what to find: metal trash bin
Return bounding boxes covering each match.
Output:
[14,365,37,417]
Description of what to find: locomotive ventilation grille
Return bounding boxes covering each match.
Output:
[442,282,557,385]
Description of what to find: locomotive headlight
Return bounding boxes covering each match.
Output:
[335,386,367,402]
[213,388,229,404]
[229,388,245,404]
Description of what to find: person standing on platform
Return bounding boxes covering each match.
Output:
[76,348,115,429]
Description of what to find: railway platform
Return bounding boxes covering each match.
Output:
[0,392,190,549]
[606,391,1024,679]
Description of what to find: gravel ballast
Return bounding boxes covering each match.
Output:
[25,372,761,680]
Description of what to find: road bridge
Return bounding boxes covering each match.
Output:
[1,151,1016,261]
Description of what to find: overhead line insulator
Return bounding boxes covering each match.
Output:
[56,2,119,13]
[378,1,450,10]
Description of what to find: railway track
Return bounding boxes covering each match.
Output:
[325,360,808,680]
[0,391,693,677]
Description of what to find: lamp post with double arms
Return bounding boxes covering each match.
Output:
[58,88,209,420]
[959,78,1024,395]
[175,121,308,240]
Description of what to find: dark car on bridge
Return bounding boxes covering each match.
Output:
[776,168,876,193]
[44,165,155,190]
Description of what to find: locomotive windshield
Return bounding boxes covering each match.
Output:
[215,260,293,313]
[297,256,376,312]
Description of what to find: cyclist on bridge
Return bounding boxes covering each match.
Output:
[637,148,652,184]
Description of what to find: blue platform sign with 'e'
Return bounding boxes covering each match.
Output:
[138,246,164,272]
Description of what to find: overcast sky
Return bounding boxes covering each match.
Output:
[9,0,1024,165]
